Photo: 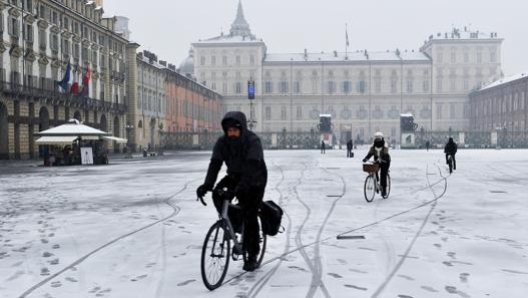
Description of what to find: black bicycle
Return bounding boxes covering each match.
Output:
[198,189,267,291]
[363,160,391,202]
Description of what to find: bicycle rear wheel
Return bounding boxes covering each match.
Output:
[243,216,267,267]
[382,173,391,199]
[364,174,376,202]
[201,221,230,291]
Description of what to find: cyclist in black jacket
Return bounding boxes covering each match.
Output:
[363,132,391,197]
[196,111,267,272]
[444,137,458,170]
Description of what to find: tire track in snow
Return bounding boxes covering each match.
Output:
[245,162,295,298]
[370,162,447,297]
[220,161,300,290]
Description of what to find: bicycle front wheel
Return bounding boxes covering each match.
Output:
[364,174,376,202]
[201,221,230,291]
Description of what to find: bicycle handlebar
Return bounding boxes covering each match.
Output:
[197,188,233,207]
[197,195,207,206]
[363,159,387,164]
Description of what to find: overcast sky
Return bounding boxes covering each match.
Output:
[103,0,527,76]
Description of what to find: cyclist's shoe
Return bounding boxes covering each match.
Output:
[243,256,259,272]
[381,188,387,197]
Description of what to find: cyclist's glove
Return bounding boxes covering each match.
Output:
[196,184,211,198]
[362,158,368,163]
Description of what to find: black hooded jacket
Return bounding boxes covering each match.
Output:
[203,111,267,192]
[444,138,458,155]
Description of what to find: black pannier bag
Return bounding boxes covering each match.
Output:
[259,200,283,236]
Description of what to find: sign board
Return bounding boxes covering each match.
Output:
[80,147,94,165]
[248,80,255,99]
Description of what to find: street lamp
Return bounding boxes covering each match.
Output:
[290,58,293,133]
[125,122,134,154]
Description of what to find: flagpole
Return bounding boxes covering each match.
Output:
[345,23,348,60]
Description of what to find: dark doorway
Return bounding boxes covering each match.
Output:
[0,103,9,160]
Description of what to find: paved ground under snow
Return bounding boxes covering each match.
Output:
[1,148,527,298]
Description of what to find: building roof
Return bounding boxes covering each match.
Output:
[264,50,430,63]
[194,0,260,45]
[178,48,194,76]
[194,34,262,44]
[424,28,501,43]
[479,71,528,91]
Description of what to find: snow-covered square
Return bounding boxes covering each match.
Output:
[1,148,527,297]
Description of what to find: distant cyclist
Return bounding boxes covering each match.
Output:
[444,137,457,170]
[196,111,268,272]
[362,132,391,197]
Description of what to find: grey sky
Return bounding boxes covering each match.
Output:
[104,0,527,76]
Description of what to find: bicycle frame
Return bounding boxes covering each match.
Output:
[220,199,244,257]
[363,161,390,202]
[376,172,381,191]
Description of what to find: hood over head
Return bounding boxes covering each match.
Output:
[221,111,248,136]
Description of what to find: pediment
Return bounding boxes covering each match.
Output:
[9,45,22,58]
[51,59,61,68]
[24,14,35,24]
[50,26,60,34]
[24,50,36,62]
[37,20,49,29]
[38,55,50,65]
[8,7,21,18]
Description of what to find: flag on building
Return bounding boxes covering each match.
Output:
[79,66,91,97]
[57,62,71,92]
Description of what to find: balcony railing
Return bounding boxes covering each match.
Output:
[0,78,127,114]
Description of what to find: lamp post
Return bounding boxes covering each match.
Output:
[125,122,134,154]
[290,58,293,133]
[157,122,164,155]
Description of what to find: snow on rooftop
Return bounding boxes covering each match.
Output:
[479,71,528,91]
[264,51,429,63]
[138,56,167,70]
[426,28,500,42]
[195,34,263,44]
